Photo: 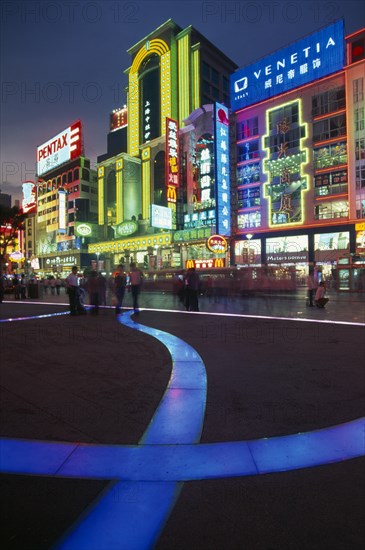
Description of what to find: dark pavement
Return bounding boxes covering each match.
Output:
[0,290,364,549]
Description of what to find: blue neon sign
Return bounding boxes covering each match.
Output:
[230,20,345,112]
[214,102,231,236]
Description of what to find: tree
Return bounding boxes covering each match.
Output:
[0,205,26,273]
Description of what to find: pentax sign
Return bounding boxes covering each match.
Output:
[37,120,82,176]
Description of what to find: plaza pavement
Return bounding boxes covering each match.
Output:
[0,290,364,549]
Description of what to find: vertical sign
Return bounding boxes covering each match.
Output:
[214,103,231,236]
[166,118,179,227]
[58,189,67,232]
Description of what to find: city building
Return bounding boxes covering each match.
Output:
[35,120,98,276]
[230,21,365,290]
[90,19,237,271]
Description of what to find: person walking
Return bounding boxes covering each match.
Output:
[65,266,84,315]
[129,262,143,314]
[306,268,317,307]
[87,270,100,315]
[20,274,27,299]
[185,267,200,312]
[55,277,62,295]
[114,264,127,314]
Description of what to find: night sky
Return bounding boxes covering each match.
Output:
[1,0,364,201]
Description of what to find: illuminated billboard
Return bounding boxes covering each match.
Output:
[214,103,231,236]
[151,204,173,230]
[231,20,345,111]
[37,120,82,176]
[22,181,36,214]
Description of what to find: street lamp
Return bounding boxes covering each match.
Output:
[245,233,253,266]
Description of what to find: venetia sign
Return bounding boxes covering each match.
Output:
[37,120,82,177]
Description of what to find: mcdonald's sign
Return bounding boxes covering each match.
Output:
[167,185,177,203]
[186,259,195,269]
[214,258,225,268]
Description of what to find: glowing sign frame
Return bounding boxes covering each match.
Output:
[231,20,345,111]
[262,98,309,228]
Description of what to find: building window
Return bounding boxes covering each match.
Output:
[237,162,260,185]
[354,107,365,132]
[314,200,349,220]
[237,140,260,162]
[354,78,364,103]
[73,168,79,180]
[237,211,261,229]
[81,184,90,192]
[237,117,258,140]
[238,187,261,208]
[356,165,365,188]
[313,142,347,170]
[314,170,348,196]
[312,86,345,116]
[313,114,346,142]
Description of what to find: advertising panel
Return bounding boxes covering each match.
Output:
[151,204,173,230]
[37,120,82,176]
[22,181,36,214]
[231,20,344,111]
[58,189,67,232]
[214,103,231,236]
[266,235,308,263]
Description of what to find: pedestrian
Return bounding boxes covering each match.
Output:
[0,276,4,303]
[20,274,27,299]
[114,264,127,314]
[13,275,21,300]
[315,281,329,308]
[55,277,62,295]
[50,276,56,295]
[65,266,85,315]
[129,262,144,313]
[185,267,200,312]
[87,270,100,315]
[43,277,49,294]
[306,268,317,307]
[97,272,107,305]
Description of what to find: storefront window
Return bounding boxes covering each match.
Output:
[237,162,260,185]
[238,187,260,208]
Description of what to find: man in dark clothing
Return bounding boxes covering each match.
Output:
[185,267,200,312]
[114,264,127,314]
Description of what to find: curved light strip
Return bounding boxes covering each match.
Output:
[0,310,364,550]
[54,310,207,550]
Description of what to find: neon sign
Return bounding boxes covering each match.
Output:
[37,120,82,176]
[263,99,309,227]
[214,103,231,236]
[207,234,228,254]
[231,20,344,111]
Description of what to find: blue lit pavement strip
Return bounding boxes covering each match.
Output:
[1,418,364,481]
[0,309,364,550]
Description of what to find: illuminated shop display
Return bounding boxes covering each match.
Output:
[313,142,347,169]
[266,235,308,263]
[234,238,261,264]
[263,99,309,227]
[231,20,344,111]
[314,231,349,251]
[214,103,231,236]
[37,120,82,176]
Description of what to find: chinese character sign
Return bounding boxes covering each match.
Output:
[214,103,231,236]
[166,118,179,190]
[231,20,344,111]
